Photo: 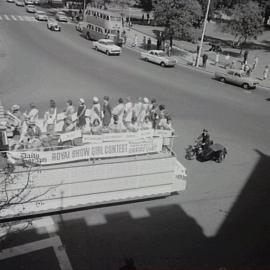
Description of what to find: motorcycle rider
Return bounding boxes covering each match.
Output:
[197,129,211,149]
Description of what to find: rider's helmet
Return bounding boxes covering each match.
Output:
[203,129,208,133]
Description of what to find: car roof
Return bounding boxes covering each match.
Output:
[149,50,165,53]
[99,39,114,42]
[36,10,45,13]
[227,69,244,74]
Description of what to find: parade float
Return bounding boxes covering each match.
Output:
[0,100,186,221]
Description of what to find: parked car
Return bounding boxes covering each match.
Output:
[140,50,177,67]
[24,0,34,5]
[92,39,122,55]
[15,0,25,6]
[55,11,68,22]
[33,0,39,4]
[7,0,15,3]
[35,10,48,21]
[76,21,87,32]
[26,4,36,13]
[47,18,61,31]
[215,69,259,89]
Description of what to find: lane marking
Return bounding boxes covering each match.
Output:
[4,15,10,21]
[23,16,32,21]
[11,15,17,21]
[0,236,73,270]
[27,16,36,22]
[17,15,24,21]
[0,16,2,21]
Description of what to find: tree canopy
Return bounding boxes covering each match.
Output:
[226,1,263,51]
[153,0,203,42]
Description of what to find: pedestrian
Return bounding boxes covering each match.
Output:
[132,34,138,47]
[122,30,127,45]
[143,36,146,49]
[102,96,112,128]
[156,38,160,50]
[224,53,230,69]
[252,56,258,71]
[169,35,173,49]
[77,98,87,129]
[202,54,208,68]
[147,38,151,50]
[146,13,150,24]
[44,99,57,133]
[246,66,252,77]
[215,52,219,66]
[230,60,236,69]
[121,17,125,27]
[243,50,249,63]
[141,14,144,22]
[263,65,269,80]
[128,20,132,30]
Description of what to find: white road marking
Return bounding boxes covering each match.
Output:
[0,236,73,270]
[85,213,107,226]
[4,15,10,21]
[0,16,2,21]
[129,208,150,219]
[11,15,17,21]
[23,16,32,21]
[27,16,36,21]
[17,15,24,21]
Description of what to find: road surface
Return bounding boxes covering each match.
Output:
[1,2,270,269]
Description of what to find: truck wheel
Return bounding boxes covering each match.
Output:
[219,77,225,83]
[242,83,249,89]
[160,62,166,67]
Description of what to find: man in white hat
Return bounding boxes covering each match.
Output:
[91,96,102,124]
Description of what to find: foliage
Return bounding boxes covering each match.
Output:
[153,0,203,42]
[140,0,152,12]
[225,1,263,51]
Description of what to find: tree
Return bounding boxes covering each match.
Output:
[140,0,152,12]
[153,0,203,42]
[226,1,263,53]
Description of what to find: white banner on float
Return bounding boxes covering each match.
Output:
[59,130,82,142]
[154,130,172,138]
[82,134,103,144]
[7,138,163,166]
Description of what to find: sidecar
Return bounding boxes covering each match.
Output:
[197,143,227,163]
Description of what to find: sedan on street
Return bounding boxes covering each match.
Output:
[24,0,34,5]
[35,11,48,21]
[7,0,15,3]
[15,0,25,6]
[47,18,61,31]
[140,50,177,67]
[215,69,259,89]
[26,4,36,13]
[92,39,122,55]
[55,11,68,22]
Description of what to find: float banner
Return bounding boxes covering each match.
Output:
[154,129,172,138]
[82,134,103,144]
[59,130,82,142]
[103,129,154,142]
[7,138,163,165]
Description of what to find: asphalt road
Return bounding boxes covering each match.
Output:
[1,2,270,269]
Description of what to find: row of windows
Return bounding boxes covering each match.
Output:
[85,10,122,22]
[86,24,118,34]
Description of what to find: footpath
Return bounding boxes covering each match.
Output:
[122,23,270,90]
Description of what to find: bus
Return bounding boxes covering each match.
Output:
[81,7,123,46]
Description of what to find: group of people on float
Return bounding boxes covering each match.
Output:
[6,96,174,149]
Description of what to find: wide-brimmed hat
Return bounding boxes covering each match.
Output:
[11,104,20,111]
[79,98,85,104]
[143,97,149,104]
[93,96,99,103]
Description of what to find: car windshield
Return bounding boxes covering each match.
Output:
[104,41,114,45]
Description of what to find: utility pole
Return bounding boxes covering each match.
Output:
[196,0,211,67]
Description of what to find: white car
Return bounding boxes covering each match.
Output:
[24,0,33,5]
[26,4,36,13]
[76,21,87,32]
[15,0,25,6]
[7,0,15,3]
[35,11,48,21]
[141,50,177,67]
[92,39,121,55]
[47,18,61,31]
[34,0,39,4]
[55,11,68,22]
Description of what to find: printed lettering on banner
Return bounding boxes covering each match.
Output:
[82,134,103,144]
[7,138,163,166]
[59,130,81,142]
[154,129,172,138]
[139,129,154,138]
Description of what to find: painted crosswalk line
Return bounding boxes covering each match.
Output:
[0,16,2,21]
[4,15,10,21]
[11,15,17,21]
